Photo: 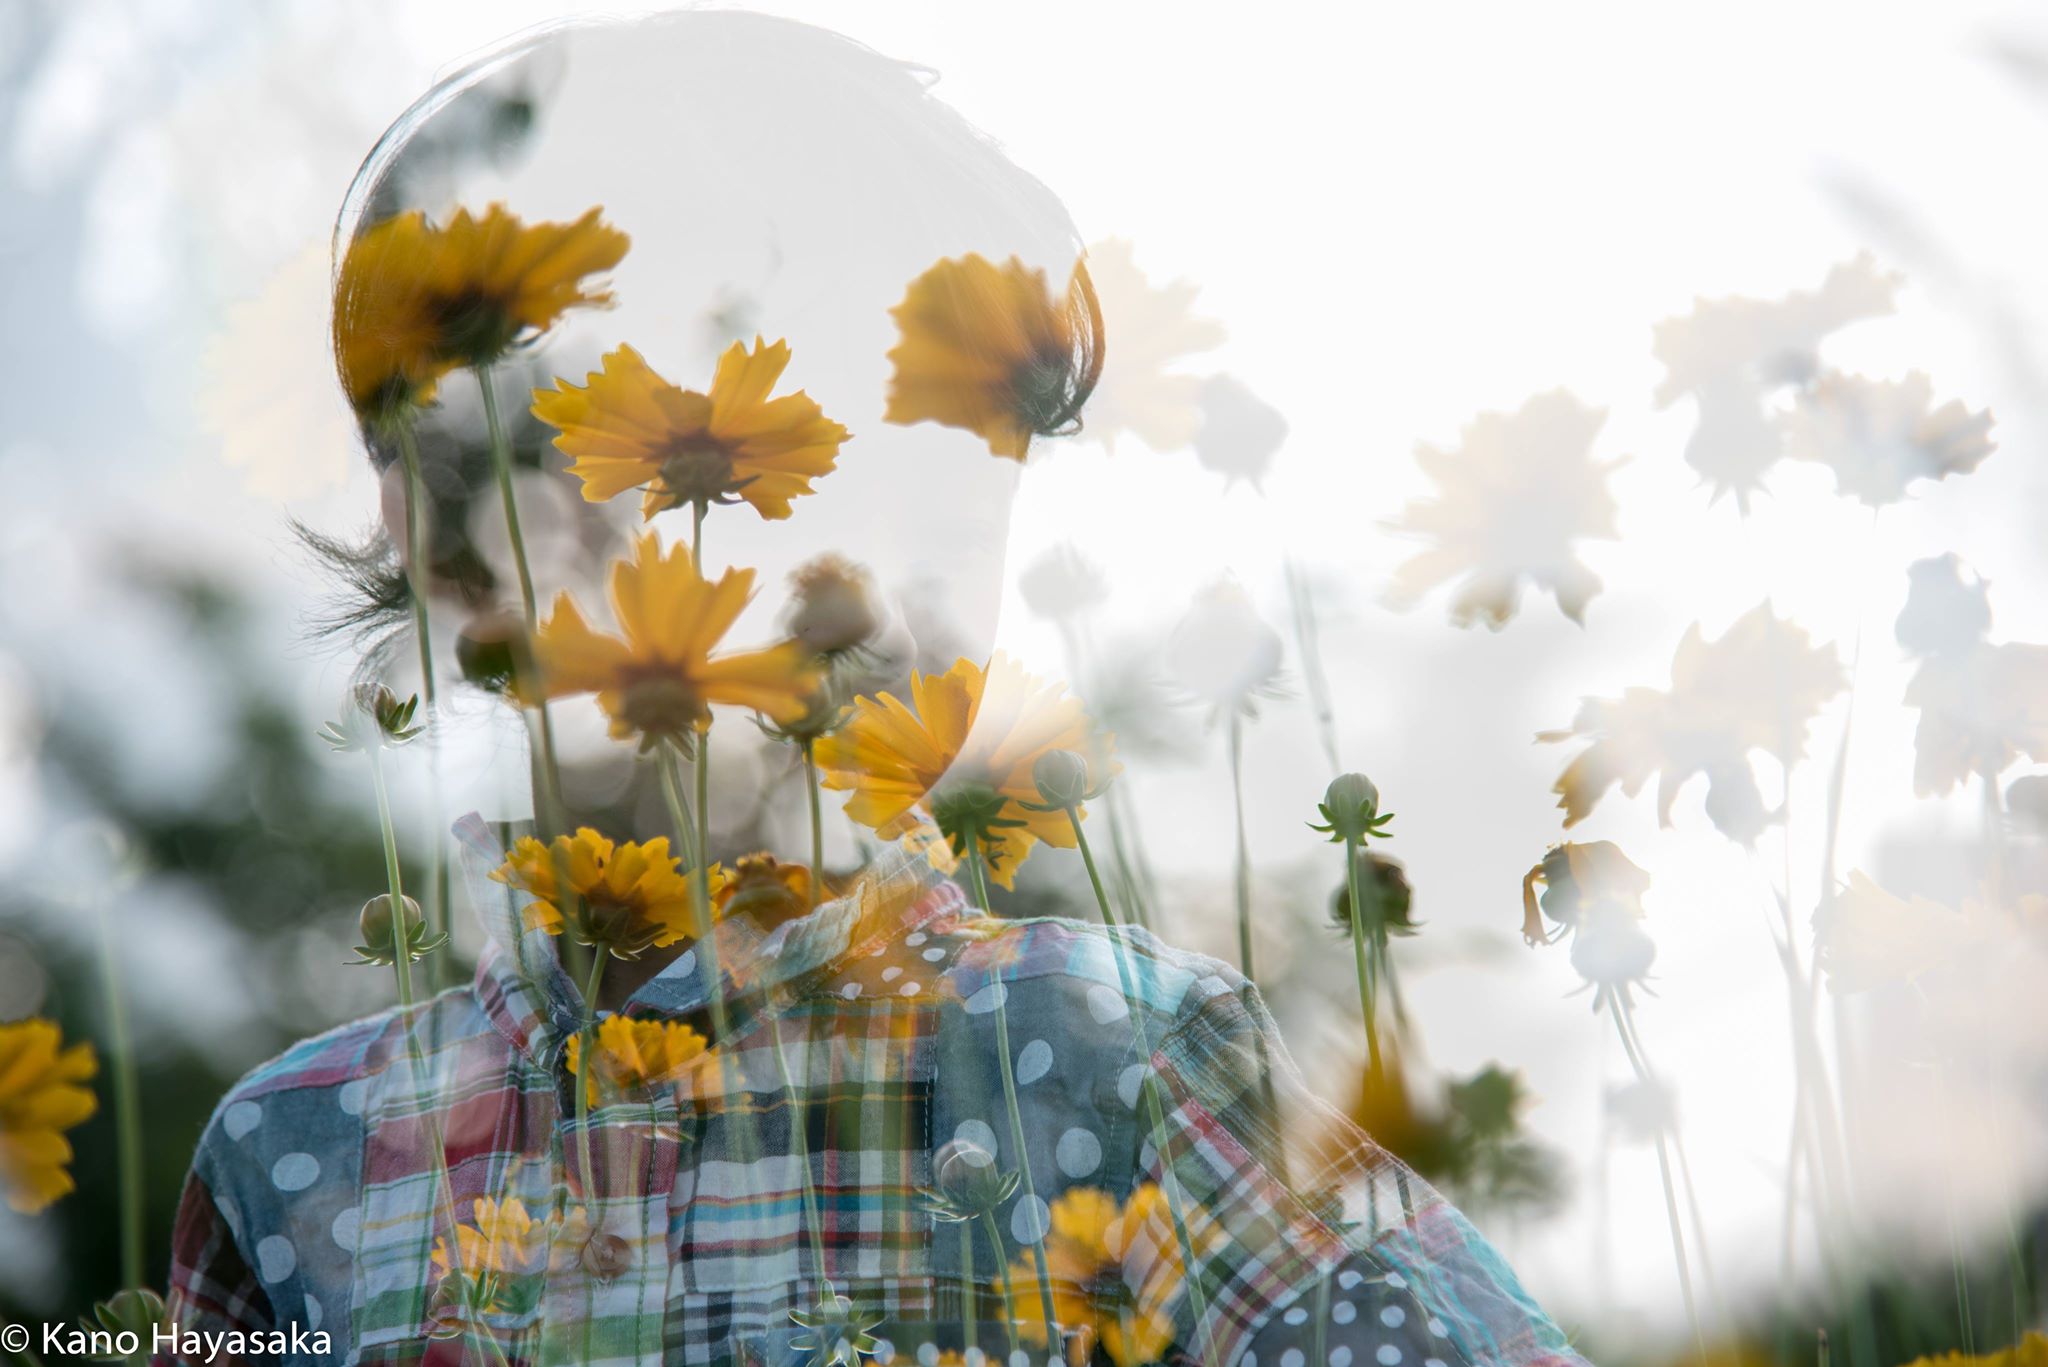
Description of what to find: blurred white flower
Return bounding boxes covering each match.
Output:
[1167,577,1285,716]
[1385,389,1620,629]
[1081,237,1225,454]
[1780,371,1993,507]
[1540,603,1844,844]
[1018,542,1108,622]
[1815,871,1977,994]
[1569,903,1657,1000]
[1652,253,1899,508]
[1191,374,1287,488]
[1897,555,2048,796]
[1604,1077,1678,1143]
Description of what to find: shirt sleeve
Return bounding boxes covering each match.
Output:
[1144,968,1592,1367]
[157,1151,276,1363]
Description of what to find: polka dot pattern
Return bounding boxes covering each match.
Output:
[1010,1194,1050,1245]
[255,1235,296,1283]
[1055,1127,1101,1178]
[1015,1039,1052,1084]
[271,1153,319,1192]
[222,1100,263,1140]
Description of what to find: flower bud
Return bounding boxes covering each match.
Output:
[930,1137,1014,1217]
[1311,772,1393,844]
[787,556,881,657]
[1032,749,1094,810]
[358,893,424,959]
[1570,904,1657,989]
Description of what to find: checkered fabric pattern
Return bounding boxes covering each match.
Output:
[158,815,1593,1367]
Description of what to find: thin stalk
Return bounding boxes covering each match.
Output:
[961,1221,977,1356]
[1068,812,1215,1367]
[978,1209,1022,1361]
[573,951,606,1213]
[766,1009,833,1298]
[691,498,706,572]
[476,367,536,628]
[93,893,144,1295]
[392,418,452,984]
[1342,835,1384,1080]
[1610,993,1705,1367]
[803,739,824,911]
[1227,711,1254,981]
[1282,556,1341,775]
[964,843,1062,1355]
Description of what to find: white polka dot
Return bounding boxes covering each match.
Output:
[1338,1269,1364,1290]
[1138,1140,1157,1171]
[1376,1347,1402,1366]
[1330,1350,1353,1367]
[336,1079,370,1116]
[842,982,863,1000]
[1332,1301,1357,1324]
[955,1119,999,1154]
[965,982,1007,1014]
[304,1297,323,1332]
[917,1344,939,1366]
[1055,1128,1102,1178]
[1380,1306,1405,1329]
[331,1207,360,1252]
[1085,984,1130,1023]
[1426,1320,1447,1339]
[965,1350,985,1367]
[1116,1063,1147,1108]
[271,1153,319,1192]
[1015,1039,1053,1083]
[1284,1307,1309,1326]
[255,1235,296,1283]
[1280,1349,1305,1367]
[906,932,928,947]
[1242,1355,1257,1367]
[222,1100,262,1140]
[1011,1195,1050,1244]
[1425,1359,1448,1367]
[900,982,921,997]
[1384,1272,1406,1289]
[881,965,903,982]
[1010,1354,1030,1367]
[874,1341,896,1364]
[922,948,946,962]
[673,950,697,978]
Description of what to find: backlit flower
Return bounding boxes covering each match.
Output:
[1540,603,1844,844]
[814,654,1115,889]
[1521,841,1657,1006]
[333,204,629,421]
[784,555,882,659]
[1896,555,2048,795]
[1081,237,1224,454]
[565,1015,712,1106]
[1814,871,1979,994]
[0,1019,97,1213]
[885,253,1103,460]
[713,852,814,929]
[1191,374,1288,489]
[1167,579,1284,718]
[530,532,820,747]
[532,340,849,521]
[1008,1185,1189,1367]
[1781,371,1994,507]
[491,826,726,958]
[1386,390,1621,628]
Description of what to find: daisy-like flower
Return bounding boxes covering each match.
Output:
[1896,555,2048,796]
[1898,1331,2048,1367]
[428,1196,546,1328]
[1539,603,1844,845]
[530,531,820,748]
[1651,252,1898,508]
[1520,841,1658,1007]
[713,852,815,929]
[0,1019,98,1213]
[491,827,728,958]
[813,654,1116,889]
[784,555,883,660]
[1781,371,1994,507]
[565,1015,712,1106]
[1386,390,1622,629]
[1166,578,1285,719]
[1190,374,1288,490]
[333,204,629,422]
[1007,1185,1189,1367]
[885,253,1103,460]
[1814,871,1981,995]
[531,340,850,521]
[1079,237,1225,455]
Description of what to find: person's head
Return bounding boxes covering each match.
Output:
[332,11,1098,686]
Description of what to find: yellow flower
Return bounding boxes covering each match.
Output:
[565,1015,712,1106]
[532,340,849,521]
[430,1196,544,1282]
[0,1019,97,1214]
[1899,1333,2048,1367]
[813,654,1115,889]
[713,852,816,928]
[333,203,629,420]
[490,826,727,958]
[885,253,1103,460]
[530,532,820,747]
[1008,1185,1186,1367]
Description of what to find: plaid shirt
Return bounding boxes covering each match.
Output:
[162,815,1591,1367]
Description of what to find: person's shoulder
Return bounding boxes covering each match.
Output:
[928,908,1250,1025]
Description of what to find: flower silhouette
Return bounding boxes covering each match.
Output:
[1081,237,1225,454]
[1897,554,2048,796]
[1780,371,1993,507]
[1387,389,1621,629]
[1652,253,1898,508]
[1191,374,1288,489]
[1540,604,1844,843]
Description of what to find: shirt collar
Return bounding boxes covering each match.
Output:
[451,812,961,1067]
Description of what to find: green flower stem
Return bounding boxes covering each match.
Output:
[1609,992,1706,1367]
[1066,810,1216,1367]
[476,366,536,629]
[803,739,824,911]
[959,1221,978,1357]
[391,417,453,987]
[93,892,144,1295]
[1227,712,1254,982]
[1342,835,1383,1081]
[691,498,707,573]
[574,949,607,1216]
[766,1012,833,1298]
[963,842,1062,1357]
[977,1209,1021,1361]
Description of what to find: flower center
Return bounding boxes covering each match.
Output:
[657,440,746,508]
[614,674,710,746]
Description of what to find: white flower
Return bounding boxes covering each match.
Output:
[1781,371,1993,507]
[1168,578,1284,716]
[1815,871,1976,994]
[1191,374,1288,488]
[1897,555,2048,795]
[1386,389,1620,629]
[1018,543,1108,621]
[1081,237,1225,454]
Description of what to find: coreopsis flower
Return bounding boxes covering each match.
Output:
[813,654,1116,889]
[1327,850,1417,939]
[1540,603,1844,844]
[491,827,727,958]
[333,204,629,422]
[884,252,1103,460]
[784,555,882,659]
[1896,555,2048,795]
[1781,371,1994,507]
[918,1137,1018,1223]
[1652,252,1898,508]
[1899,1331,2048,1367]
[1386,390,1621,628]
[1080,237,1225,454]
[0,1018,98,1213]
[1310,772,1395,844]
[1521,841,1657,1007]
[1166,578,1285,719]
[350,892,448,965]
[1814,871,1978,994]
[712,852,814,929]
[531,340,850,521]
[565,1015,712,1106]
[530,532,820,748]
[787,1293,884,1367]
[1008,1185,1187,1367]
[428,1196,545,1329]
[1190,374,1288,489]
